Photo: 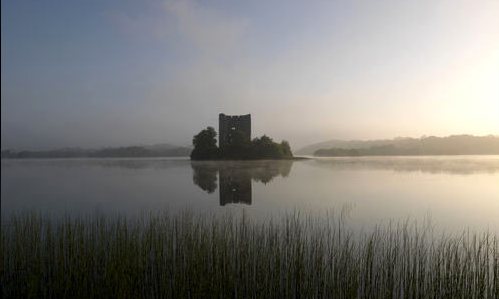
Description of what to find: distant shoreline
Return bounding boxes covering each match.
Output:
[191,156,310,161]
[300,135,499,156]
[4,154,499,160]
[1,156,311,161]
[1,145,192,159]
[313,153,499,157]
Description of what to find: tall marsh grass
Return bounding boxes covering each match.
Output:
[1,211,498,298]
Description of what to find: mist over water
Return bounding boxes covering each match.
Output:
[2,156,498,232]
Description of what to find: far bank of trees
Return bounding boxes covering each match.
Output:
[191,127,293,160]
[1,146,191,159]
[314,135,499,156]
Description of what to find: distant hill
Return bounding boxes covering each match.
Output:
[297,135,499,156]
[141,143,182,151]
[1,144,192,159]
[297,138,401,155]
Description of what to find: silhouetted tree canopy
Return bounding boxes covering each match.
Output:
[251,135,292,159]
[191,127,219,160]
[190,128,294,160]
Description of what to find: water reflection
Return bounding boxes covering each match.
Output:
[0,158,189,170]
[2,157,498,231]
[219,168,252,205]
[311,156,499,175]
[5,156,496,175]
[191,160,293,206]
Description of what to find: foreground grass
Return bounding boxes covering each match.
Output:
[1,212,498,298]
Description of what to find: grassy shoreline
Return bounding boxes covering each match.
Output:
[2,212,498,298]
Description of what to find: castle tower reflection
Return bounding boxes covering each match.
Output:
[219,167,252,205]
[191,161,293,206]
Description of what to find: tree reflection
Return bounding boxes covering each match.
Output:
[191,161,293,206]
[192,164,218,193]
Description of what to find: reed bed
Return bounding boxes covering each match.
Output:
[1,211,498,298]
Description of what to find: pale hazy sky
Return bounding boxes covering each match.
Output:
[2,0,498,150]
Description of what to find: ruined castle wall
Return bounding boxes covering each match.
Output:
[218,113,251,149]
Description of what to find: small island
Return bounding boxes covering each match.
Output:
[191,113,294,160]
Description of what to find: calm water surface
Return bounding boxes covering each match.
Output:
[2,156,498,231]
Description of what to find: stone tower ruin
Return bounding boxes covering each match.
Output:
[218,113,251,150]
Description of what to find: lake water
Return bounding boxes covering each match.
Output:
[2,156,499,232]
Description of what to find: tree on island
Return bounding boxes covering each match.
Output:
[190,127,293,160]
[251,136,292,159]
[190,127,219,160]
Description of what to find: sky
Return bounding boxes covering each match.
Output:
[2,0,498,150]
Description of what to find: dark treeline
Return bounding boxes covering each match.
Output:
[190,127,293,160]
[1,146,192,159]
[315,135,499,156]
